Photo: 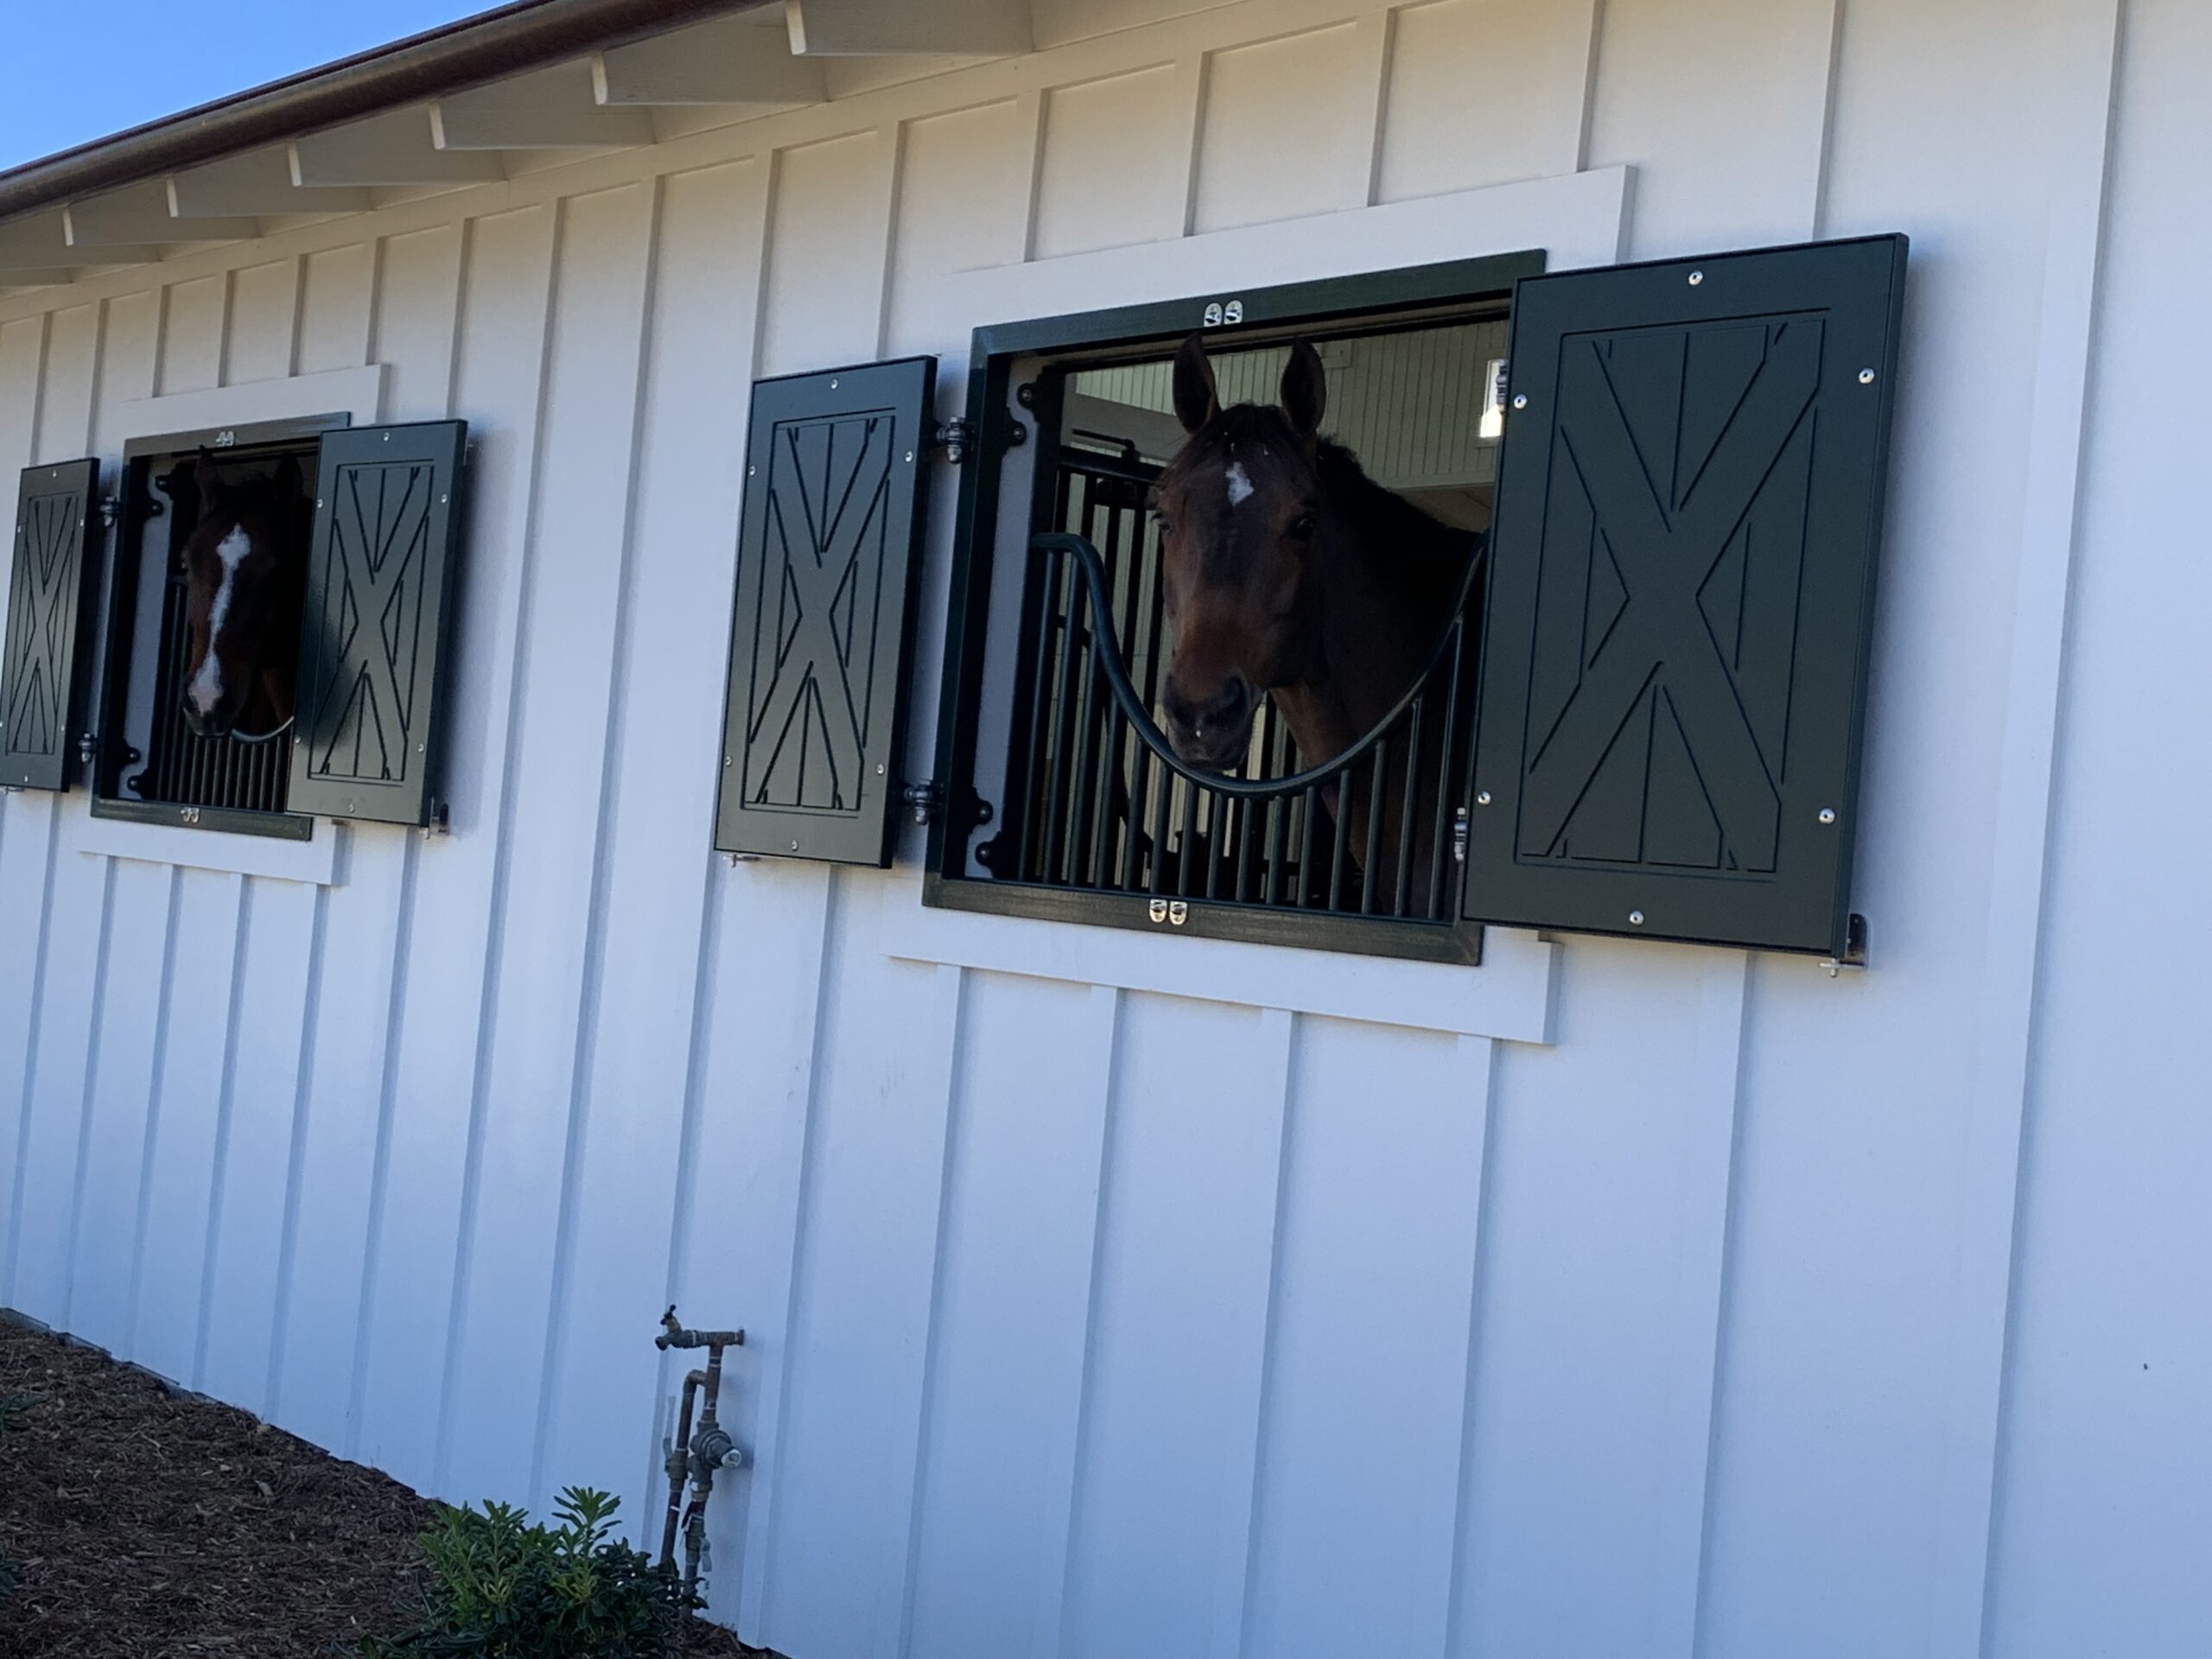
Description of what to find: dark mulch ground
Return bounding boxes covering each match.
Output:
[0,1314,760,1657]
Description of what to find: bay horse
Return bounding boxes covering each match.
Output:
[1149,333,1479,909]
[178,449,309,740]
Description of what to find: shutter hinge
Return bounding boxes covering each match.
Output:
[97,495,122,528]
[906,779,997,834]
[419,798,451,840]
[77,731,99,771]
[931,419,976,464]
[1820,913,1870,977]
[902,779,942,825]
[1452,805,1469,864]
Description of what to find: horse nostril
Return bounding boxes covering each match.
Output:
[1215,676,1251,725]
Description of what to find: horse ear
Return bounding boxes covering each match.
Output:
[194,448,229,510]
[1281,340,1326,442]
[1173,332,1220,434]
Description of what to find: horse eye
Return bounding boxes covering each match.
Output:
[1287,513,1318,540]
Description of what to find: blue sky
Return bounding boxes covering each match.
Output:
[3,1,493,171]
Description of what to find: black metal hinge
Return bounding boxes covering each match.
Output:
[932,419,976,465]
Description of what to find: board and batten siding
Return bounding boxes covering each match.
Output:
[2,2,2206,1657]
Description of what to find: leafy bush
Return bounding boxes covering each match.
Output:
[363,1486,696,1658]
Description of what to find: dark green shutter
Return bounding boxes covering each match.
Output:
[1464,234,1906,956]
[1,459,100,792]
[714,356,937,866]
[287,421,467,825]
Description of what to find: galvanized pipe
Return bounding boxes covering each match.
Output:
[653,1306,746,1605]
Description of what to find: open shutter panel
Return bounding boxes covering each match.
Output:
[1464,234,1907,956]
[1,459,100,792]
[287,420,467,826]
[714,356,937,866]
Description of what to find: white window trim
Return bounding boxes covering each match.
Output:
[887,167,1634,1045]
[72,361,389,887]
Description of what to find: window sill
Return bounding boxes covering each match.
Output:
[875,874,1556,1045]
[67,804,342,886]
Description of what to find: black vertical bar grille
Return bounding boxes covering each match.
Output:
[994,447,1478,926]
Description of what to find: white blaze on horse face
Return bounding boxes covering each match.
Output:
[1225,461,1255,508]
[188,526,251,716]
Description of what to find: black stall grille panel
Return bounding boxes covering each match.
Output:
[139,568,294,814]
[995,448,1477,922]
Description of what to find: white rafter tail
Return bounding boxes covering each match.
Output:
[65,181,257,247]
[431,62,658,149]
[0,269,83,289]
[167,149,371,217]
[0,211,153,273]
[291,108,508,187]
[785,0,1034,56]
[593,15,829,105]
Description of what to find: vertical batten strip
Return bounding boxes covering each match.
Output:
[1570,0,1609,173]
[1013,86,1049,263]
[346,218,474,1451]
[869,124,908,365]
[891,963,975,1658]
[1435,1033,1500,1659]
[344,833,424,1457]
[1656,949,1752,1659]
[526,169,671,1510]
[1033,982,1123,1658]
[745,871,844,1641]
[1211,1005,1296,1659]
[352,202,555,1494]
[0,310,55,1306]
[1934,4,2126,1656]
[119,866,187,1347]
[53,860,119,1331]
[432,191,572,1493]
[1167,53,1211,239]
[262,874,331,1420]
[1345,9,1396,210]
[190,874,257,1389]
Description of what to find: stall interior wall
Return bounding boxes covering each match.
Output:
[1,1,2204,1656]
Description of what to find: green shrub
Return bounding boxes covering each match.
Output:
[363,1486,696,1659]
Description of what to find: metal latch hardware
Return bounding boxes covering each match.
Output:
[932,418,977,464]
[1819,913,1871,977]
[903,779,942,825]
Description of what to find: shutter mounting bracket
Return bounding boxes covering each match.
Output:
[1819,912,1870,977]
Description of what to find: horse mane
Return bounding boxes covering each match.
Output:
[1313,437,1479,604]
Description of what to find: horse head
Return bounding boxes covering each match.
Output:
[1149,333,1334,772]
[180,449,308,739]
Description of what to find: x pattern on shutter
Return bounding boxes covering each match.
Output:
[288,421,467,825]
[2,459,100,792]
[1465,234,1907,956]
[715,356,937,867]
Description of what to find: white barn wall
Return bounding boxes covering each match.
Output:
[0,3,2202,1657]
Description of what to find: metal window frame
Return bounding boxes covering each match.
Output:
[90,410,351,842]
[924,249,1544,964]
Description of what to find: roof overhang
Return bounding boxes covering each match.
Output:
[0,0,1047,289]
